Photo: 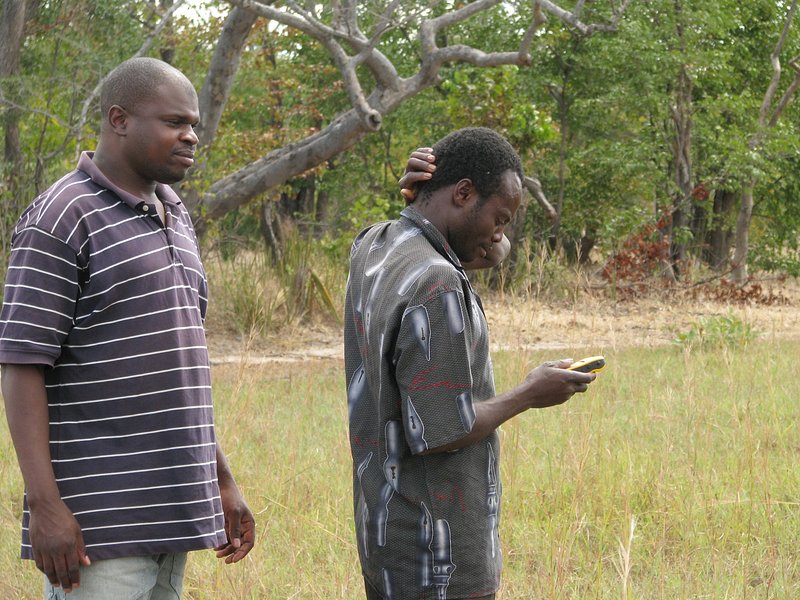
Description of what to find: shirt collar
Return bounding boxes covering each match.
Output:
[400,205,464,271]
[77,151,182,212]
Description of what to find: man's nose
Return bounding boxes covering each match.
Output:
[181,125,199,146]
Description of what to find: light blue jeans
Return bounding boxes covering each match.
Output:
[44,553,187,600]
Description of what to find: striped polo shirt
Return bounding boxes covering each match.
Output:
[0,152,227,560]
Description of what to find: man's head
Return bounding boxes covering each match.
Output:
[414,127,523,207]
[97,57,200,188]
[412,128,524,264]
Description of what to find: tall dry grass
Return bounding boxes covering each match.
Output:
[2,334,799,598]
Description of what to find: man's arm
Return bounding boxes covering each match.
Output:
[213,443,256,563]
[419,360,595,455]
[1,363,90,592]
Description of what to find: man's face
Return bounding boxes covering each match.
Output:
[122,77,200,186]
[449,170,522,263]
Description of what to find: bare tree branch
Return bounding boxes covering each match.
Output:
[768,54,800,127]
[758,0,798,132]
[192,0,629,227]
[196,5,259,148]
[523,175,557,221]
[0,95,71,129]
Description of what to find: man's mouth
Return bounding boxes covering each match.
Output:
[174,150,195,166]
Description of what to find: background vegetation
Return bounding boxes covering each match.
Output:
[2,1,800,323]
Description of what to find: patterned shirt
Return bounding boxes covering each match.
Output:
[0,152,226,560]
[344,206,502,600]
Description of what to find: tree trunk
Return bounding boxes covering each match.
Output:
[1,0,27,184]
[669,58,693,277]
[731,0,800,283]
[260,199,283,265]
[549,61,572,253]
[704,188,736,270]
[731,181,754,283]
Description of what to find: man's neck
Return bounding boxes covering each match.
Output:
[91,146,158,202]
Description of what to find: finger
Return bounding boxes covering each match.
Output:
[541,359,568,369]
[227,540,254,564]
[38,553,59,586]
[401,172,433,185]
[413,146,434,154]
[227,517,243,548]
[215,544,235,558]
[53,554,73,592]
[405,156,436,172]
[66,549,82,590]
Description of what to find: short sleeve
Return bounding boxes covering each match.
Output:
[0,226,80,365]
[394,284,478,454]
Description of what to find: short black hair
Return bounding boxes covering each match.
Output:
[99,57,193,119]
[415,127,523,204]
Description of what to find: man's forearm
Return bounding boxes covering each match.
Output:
[418,385,530,455]
[1,364,62,505]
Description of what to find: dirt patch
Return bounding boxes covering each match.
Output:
[206,285,800,364]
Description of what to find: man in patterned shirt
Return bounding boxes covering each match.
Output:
[344,127,596,600]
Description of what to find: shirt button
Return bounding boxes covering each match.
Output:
[142,205,150,212]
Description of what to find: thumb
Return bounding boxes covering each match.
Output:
[228,517,242,547]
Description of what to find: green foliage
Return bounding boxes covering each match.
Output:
[6,0,800,306]
[672,313,760,350]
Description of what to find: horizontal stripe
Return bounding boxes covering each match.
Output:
[48,364,209,387]
[53,441,216,463]
[72,496,221,517]
[74,284,195,321]
[22,527,226,549]
[51,424,214,445]
[51,403,213,426]
[48,385,211,408]
[62,478,219,501]
[81,529,226,549]
[81,514,221,533]
[70,306,203,333]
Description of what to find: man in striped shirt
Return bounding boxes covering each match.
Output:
[0,57,254,598]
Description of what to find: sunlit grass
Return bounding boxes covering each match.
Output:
[2,339,800,598]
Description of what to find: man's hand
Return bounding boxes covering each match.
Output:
[29,498,90,592]
[523,359,596,408]
[399,147,436,202]
[213,445,255,564]
[214,477,256,564]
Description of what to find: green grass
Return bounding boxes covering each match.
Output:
[2,339,800,598]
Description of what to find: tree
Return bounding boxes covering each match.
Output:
[731,0,800,284]
[0,0,28,205]
[183,0,630,233]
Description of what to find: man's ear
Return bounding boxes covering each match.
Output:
[452,178,477,208]
[107,105,129,135]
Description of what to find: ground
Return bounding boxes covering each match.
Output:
[205,282,800,364]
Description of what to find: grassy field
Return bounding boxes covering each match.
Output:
[1,338,799,598]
